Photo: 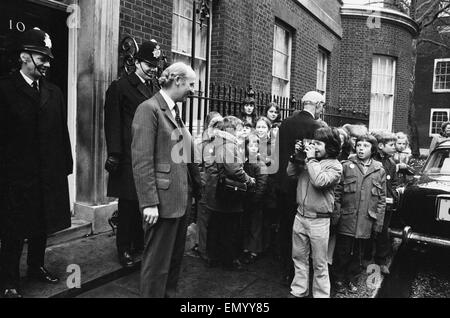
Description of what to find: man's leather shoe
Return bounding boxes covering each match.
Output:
[3,289,23,298]
[118,251,134,268]
[27,266,60,284]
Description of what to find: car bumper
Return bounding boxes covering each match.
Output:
[389,226,450,249]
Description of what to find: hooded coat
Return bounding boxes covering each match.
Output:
[204,130,252,213]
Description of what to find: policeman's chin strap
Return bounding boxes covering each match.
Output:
[29,53,45,78]
[138,61,157,79]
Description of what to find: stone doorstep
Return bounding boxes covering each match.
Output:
[19,232,141,298]
[47,218,93,247]
[74,202,118,235]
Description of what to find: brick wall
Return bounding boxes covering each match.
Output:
[210,0,253,89]
[339,15,414,132]
[119,0,173,66]
[210,0,342,109]
[415,21,450,149]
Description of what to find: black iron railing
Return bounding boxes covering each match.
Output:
[180,83,369,136]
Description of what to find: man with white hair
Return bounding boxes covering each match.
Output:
[276,90,326,287]
[132,62,201,298]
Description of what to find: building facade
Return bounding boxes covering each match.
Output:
[0,0,419,233]
[414,13,450,152]
[339,0,418,133]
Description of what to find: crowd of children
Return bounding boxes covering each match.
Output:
[192,98,414,298]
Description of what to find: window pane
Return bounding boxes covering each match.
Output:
[195,23,207,60]
[172,0,208,60]
[434,60,450,91]
[272,77,289,97]
[172,16,192,54]
[179,0,193,18]
[316,50,328,96]
[274,25,289,54]
[370,55,396,131]
[272,23,291,97]
[431,111,449,135]
[273,51,289,79]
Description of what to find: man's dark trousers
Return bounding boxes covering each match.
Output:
[0,234,47,289]
[117,199,143,253]
[140,187,193,298]
[140,214,188,298]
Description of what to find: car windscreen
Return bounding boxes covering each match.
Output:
[423,148,450,175]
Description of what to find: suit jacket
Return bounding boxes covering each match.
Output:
[276,111,322,195]
[104,73,158,200]
[0,71,73,238]
[131,92,201,218]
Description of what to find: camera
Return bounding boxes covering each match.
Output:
[290,139,311,165]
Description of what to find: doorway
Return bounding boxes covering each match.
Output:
[0,0,77,210]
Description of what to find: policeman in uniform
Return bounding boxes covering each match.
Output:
[0,28,73,298]
[104,40,161,267]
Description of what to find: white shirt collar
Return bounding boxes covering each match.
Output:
[20,70,36,87]
[160,89,176,111]
[135,72,146,84]
[303,108,315,118]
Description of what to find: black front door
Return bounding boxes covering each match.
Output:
[0,0,69,95]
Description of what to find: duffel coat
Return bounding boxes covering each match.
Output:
[333,156,386,239]
[0,71,73,238]
[205,130,252,213]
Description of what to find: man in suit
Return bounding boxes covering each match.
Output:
[104,40,161,268]
[276,91,325,286]
[132,62,201,298]
[0,28,73,298]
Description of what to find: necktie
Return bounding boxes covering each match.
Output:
[174,104,183,128]
[32,81,39,93]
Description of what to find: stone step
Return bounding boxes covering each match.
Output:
[47,218,93,247]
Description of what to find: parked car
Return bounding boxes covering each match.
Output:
[391,141,450,248]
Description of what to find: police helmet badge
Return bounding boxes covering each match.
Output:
[153,45,161,59]
[43,32,52,49]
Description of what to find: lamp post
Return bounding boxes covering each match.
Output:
[120,36,138,75]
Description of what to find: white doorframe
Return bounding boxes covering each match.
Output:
[67,3,78,212]
[27,0,77,211]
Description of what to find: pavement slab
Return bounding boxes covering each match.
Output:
[11,231,401,298]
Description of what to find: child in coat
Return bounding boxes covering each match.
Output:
[288,127,343,298]
[367,131,399,275]
[241,134,268,264]
[332,134,386,294]
[393,132,413,185]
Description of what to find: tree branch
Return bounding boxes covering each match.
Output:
[420,3,450,30]
[415,0,436,16]
[416,2,440,26]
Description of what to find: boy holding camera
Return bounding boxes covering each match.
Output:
[287,127,343,298]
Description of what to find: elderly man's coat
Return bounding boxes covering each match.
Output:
[0,71,73,239]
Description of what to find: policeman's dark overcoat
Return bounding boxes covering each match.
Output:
[104,73,159,200]
[0,71,73,239]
